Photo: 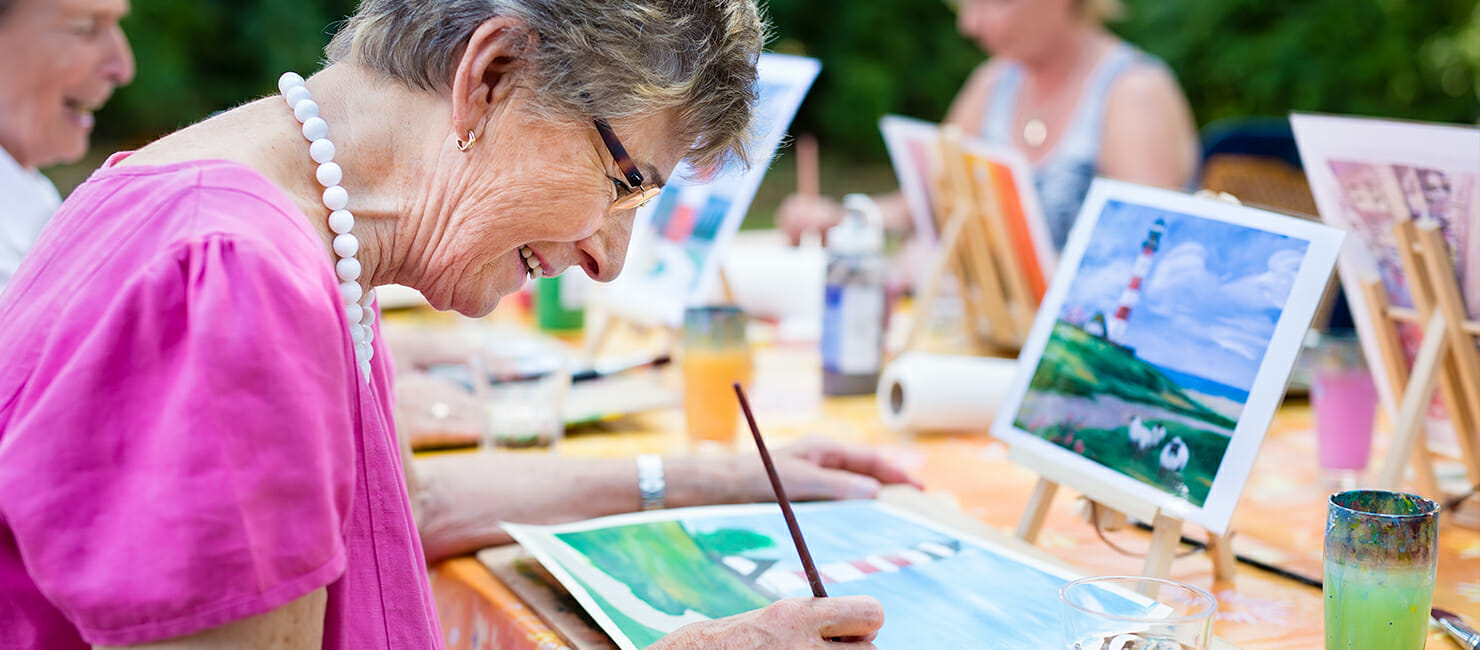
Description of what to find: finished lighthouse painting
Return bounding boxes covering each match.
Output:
[994,179,1343,534]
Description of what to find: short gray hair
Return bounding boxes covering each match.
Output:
[326,0,766,169]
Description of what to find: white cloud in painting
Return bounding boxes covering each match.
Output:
[1128,240,1298,388]
[1205,318,1277,361]
[1142,242,1219,316]
[1062,257,1133,319]
[1220,249,1304,311]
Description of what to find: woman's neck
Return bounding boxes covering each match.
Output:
[1019,23,1108,93]
[120,64,451,291]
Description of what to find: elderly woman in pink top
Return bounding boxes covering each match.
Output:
[0,1,889,648]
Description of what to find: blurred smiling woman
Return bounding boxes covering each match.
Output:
[0,1,885,648]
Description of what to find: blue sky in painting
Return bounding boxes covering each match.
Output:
[1061,200,1309,391]
[683,502,1147,648]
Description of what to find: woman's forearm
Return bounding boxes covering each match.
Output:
[412,453,744,562]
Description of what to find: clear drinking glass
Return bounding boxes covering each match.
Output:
[681,305,753,454]
[1310,330,1378,489]
[1324,490,1439,650]
[469,353,570,452]
[1059,576,1218,650]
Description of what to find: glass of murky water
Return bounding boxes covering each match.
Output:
[1059,576,1217,650]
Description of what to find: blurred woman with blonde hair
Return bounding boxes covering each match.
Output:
[781,0,1198,251]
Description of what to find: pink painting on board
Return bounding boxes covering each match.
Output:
[1326,160,1479,317]
[1326,159,1480,454]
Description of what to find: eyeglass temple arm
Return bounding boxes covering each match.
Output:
[593,119,645,188]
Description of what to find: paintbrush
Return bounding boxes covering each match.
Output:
[733,382,829,598]
[1432,607,1480,649]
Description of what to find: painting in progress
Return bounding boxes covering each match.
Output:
[958,135,1057,301]
[1291,113,1480,457]
[599,54,819,327]
[504,501,1157,649]
[994,179,1344,534]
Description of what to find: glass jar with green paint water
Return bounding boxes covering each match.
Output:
[1323,490,1439,650]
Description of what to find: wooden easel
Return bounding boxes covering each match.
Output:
[1011,452,1240,586]
[902,126,1037,354]
[960,138,1044,336]
[1367,217,1480,527]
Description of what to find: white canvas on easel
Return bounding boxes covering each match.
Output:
[991,179,1344,578]
[591,54,820,333]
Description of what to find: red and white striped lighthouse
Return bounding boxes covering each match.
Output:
[1107,218,1166,343]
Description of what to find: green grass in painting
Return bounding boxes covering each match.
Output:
[557,521,771,620]
[1016,320,1240,506]
[1028,320,1237,430]
[1021,418,1229,506]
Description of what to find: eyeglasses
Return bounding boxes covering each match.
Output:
[594,118,662,212]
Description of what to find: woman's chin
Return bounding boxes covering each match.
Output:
[446,289,503,318]
[456,297,501,318]
[454,276,526,317]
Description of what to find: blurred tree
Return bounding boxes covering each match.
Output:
[766,0,980,160]
[101,0,353,142]
[1116,0,1480,129]
[92,0,1478,162]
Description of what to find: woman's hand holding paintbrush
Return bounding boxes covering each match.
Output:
[726,382,886,645]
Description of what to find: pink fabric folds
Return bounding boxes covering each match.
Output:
[0,157,441,649]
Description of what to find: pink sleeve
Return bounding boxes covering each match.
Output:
[0,235,356,644]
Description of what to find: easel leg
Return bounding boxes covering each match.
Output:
[1360,279,1441,497]
[903,212,968,352]
[1141,511,1183,587]
[1205,532,1237,584]
[1015,478,1058,544]
[1377,313,1448,490]
[1096,507,1127,532]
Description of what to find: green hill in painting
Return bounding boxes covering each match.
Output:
[1029,320,1237,430]
[557,521,771,619]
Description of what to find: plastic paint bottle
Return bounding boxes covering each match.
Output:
[535,275,588,332]
[822,194,887,396]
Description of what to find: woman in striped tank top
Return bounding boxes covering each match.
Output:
[780,0,1199,252]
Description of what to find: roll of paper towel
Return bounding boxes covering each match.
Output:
[877,353,1019,432]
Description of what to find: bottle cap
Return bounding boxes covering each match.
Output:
[827,193,884,255]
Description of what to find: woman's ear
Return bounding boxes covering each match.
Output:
[450,16,536,142]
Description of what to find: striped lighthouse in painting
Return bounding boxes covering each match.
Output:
[1107,218,1166,343]
[717,539,963,599]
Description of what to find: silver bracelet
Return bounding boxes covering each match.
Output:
[635,454,666,511]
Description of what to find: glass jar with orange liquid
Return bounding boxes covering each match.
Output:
[681,305,754,453]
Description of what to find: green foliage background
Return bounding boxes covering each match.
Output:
[95,0,1480,160]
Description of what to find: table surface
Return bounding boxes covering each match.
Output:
[412,308,1480,650]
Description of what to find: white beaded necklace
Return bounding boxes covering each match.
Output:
[279,72,376,383]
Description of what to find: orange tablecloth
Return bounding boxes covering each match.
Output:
[427,341,1480,649]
